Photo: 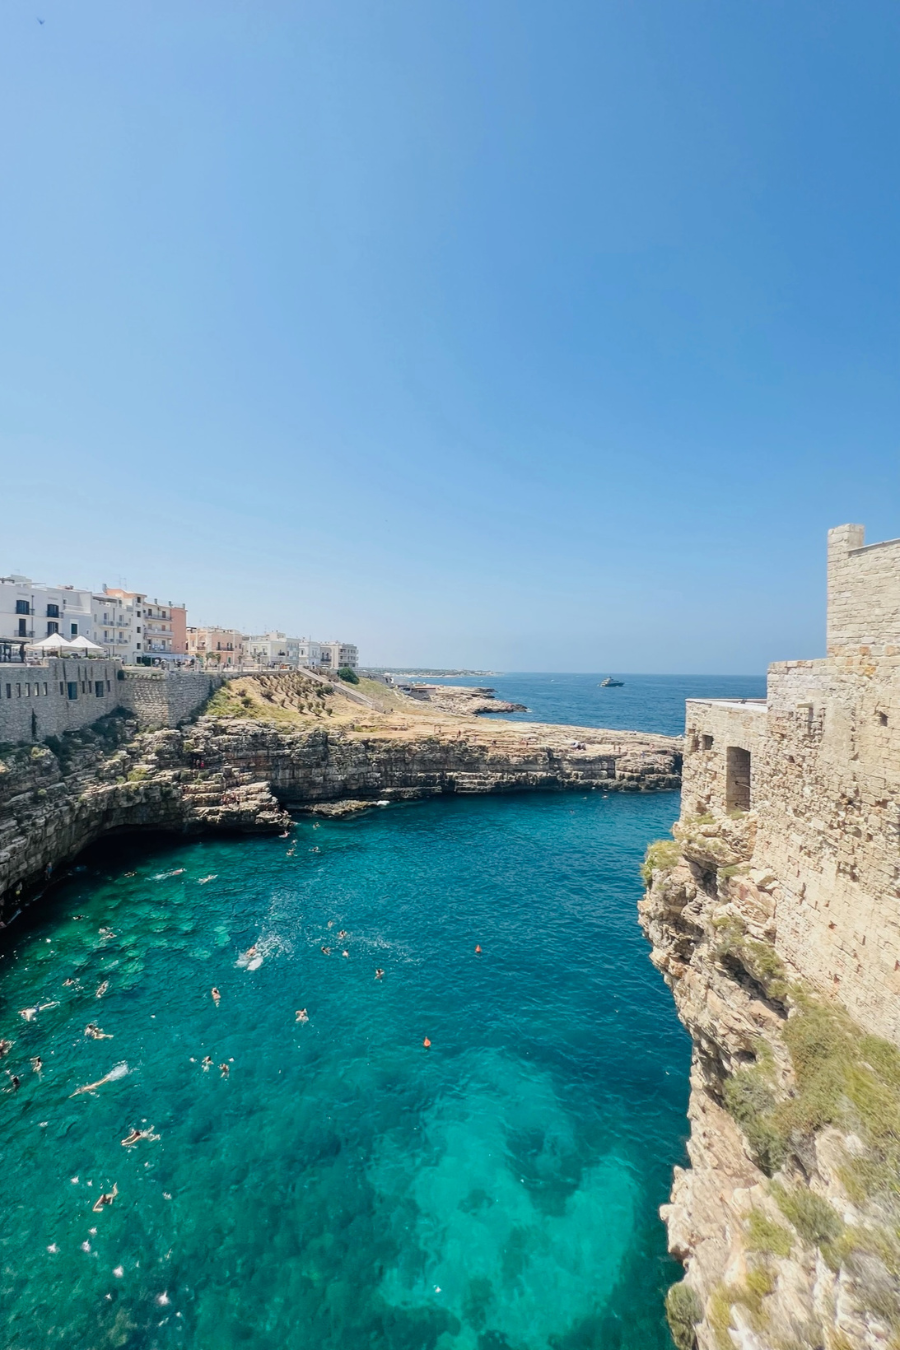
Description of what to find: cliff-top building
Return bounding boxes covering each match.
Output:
[0,575,93,649]
[104,589,188,661]
[186,626,245,667]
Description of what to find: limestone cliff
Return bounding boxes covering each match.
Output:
[0,685,680,921]
[641,814,900,1350]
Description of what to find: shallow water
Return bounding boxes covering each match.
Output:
[0,791,689,1350]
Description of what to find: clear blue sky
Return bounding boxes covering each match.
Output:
[1,1,898,672]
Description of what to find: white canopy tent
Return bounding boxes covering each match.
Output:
[30,633,79,654]
[67,635,107,655]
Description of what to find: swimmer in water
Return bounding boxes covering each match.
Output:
[92,1183,118,1213]
[99,927,114,938]
[219,1063,229,1078]
[327,921,334,929]
[202,1056,213,1071]
[0,1039,12,1057]
[242,946,258,963]
[375,969,385,980]
[211,987,221,1005]
[342,950,349,958]
[338,930,348,939]
[63,977,76,986]
[96,981,109,999]
[321,946,331,956]
[295,1008,309,1023]
[423,1038,431,1049]
[7,1072,20,1091]
[30,1056,42,1075]
[475,944,482,954]
[84,1024,113,1040]
[121,1127,159,1147]
[72,915,86,921]
[20,1006,38,1022]
[70,1064,128,1097]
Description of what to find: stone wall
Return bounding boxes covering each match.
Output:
[117,669,223,730]
[681,650,900,1043]
[827,521,900,653]
[0,659,122,744]
[682,698,766,817]
[0,662,223,743]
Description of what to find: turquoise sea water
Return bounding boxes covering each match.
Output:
[0,788,689,1350]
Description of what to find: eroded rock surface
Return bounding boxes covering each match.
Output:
[0,697,680,921]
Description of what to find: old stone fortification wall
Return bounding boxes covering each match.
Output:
[683,652,900,1043]
[642,524,900,1350]
[682,699,766,818]
[0,663,223,745]
[827,522,900,653]
[0,659,122,744]
[116,669,223,730]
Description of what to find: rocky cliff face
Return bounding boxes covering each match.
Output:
[641,815,900,1350]
[0,709,680,922]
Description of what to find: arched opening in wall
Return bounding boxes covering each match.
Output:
[726,747,752,812]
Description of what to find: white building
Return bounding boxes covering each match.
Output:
[244,632,296,668]
[317,641,359,671]
[243,633,358,671]
[91,591,140,663]
[0,575,94,647]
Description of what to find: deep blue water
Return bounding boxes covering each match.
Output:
[407,672,767,737]
[0,789,689,1350]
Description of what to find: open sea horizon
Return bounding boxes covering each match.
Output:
[415,672,767,737]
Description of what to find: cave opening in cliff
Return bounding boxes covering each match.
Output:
[726,746,752,811]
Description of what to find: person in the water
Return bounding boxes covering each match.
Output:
[219,1063,229,1078]
[321,946,331,955]
[375,969,384,980]
[296,1008,309,1023]
[202,1056,213,1071]
[211,987,221,1005]
[96,981,109,998]
[92,1183,118,1212]
[7,1072,20,1091]
[121,1127,159,1146]
[0,1039,12,1057]
[84,1024,112,1040]
[30,1056,42,1075]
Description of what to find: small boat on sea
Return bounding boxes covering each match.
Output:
[599,677,624,687]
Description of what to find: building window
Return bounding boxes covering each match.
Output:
[25,683,30,696]
[43,683,48,695]
[701,734,714,751]
[67,682,78,700]
[726,747,752,812]
[59,682,64,695]
[71,623,78,636]
[106,680,111,692]
[95,682,104,697]
[18,618,27,636]
[47,621,59,635]
[5,684,10,699]
[46,603,59,618]
[15,600,30,615]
